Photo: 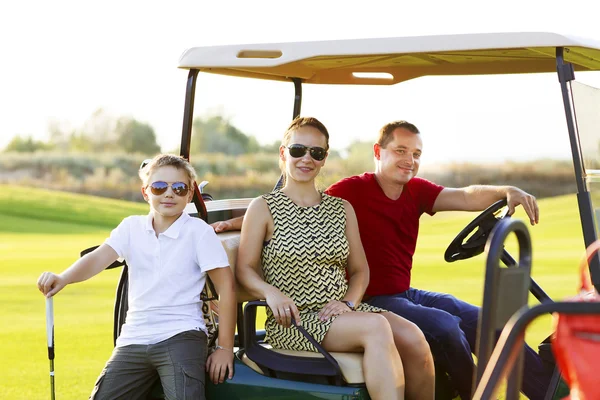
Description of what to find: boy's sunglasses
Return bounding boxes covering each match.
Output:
[287,144,327,161]
[148,181,190,196]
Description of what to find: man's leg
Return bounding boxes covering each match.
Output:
[152,330,208,400]
[367,292,475,399]
[89,345,157,400]
[409,288,552,400]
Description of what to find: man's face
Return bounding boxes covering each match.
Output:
[374,128,423,185]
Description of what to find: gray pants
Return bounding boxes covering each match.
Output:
[90,330,207,400]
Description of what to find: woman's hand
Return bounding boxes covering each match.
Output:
[318,300,352,321]
[206,347,234,384]
[265,288,301,328]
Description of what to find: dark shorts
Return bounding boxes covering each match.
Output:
[90,330,207,400]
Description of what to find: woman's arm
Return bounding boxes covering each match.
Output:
[318,200,369,321]
[341,200,370,305]
[236,197,301,327]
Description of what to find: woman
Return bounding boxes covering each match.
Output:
[236,117,434,400]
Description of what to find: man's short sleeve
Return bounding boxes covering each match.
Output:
[104,217,131,258]
[416,178,445,215]
[325,176,356,202]
[196,227,230,273]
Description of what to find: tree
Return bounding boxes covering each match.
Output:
[115,117,161,155]
[3,135,52,152]
[73,108,119,152]
[191,115,259,155]
[343,140,375,175]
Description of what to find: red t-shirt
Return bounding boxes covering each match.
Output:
[325,173,444,296]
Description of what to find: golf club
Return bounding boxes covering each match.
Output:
[46,297,55,400]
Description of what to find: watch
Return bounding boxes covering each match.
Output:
[341,300,355,310]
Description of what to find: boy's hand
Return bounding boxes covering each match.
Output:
[206,348,234,384]
[37,272,66,298]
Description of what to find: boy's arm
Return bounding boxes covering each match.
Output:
[206,266,236,384]
[37,244,119,297]
[207,266,236,350]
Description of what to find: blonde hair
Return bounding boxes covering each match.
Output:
[138,154,197,187]
[279,117,330,175]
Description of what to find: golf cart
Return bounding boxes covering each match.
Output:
[105,33,600,399]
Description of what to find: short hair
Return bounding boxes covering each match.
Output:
[138,154,197,187]
[377,120,420,148]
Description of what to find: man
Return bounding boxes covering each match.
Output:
[212,120,550,399]
[325,121,548,400]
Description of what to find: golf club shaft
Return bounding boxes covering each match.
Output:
[46,297,55,400]
[49,359,55,400]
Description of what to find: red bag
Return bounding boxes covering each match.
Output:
[552,240,600,400]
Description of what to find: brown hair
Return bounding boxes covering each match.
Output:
[279,117,330,174]
[138,154,197,187]
[377,120,420,148]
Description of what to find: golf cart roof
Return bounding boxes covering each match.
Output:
[178,32,600,85]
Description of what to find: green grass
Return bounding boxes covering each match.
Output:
[0,186,588,399]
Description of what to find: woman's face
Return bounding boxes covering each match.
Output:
[280,126,328,184]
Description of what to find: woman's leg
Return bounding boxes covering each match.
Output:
[381,312,435,400]
[321,312,405,400]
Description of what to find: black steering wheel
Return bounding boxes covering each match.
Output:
[444,199,509,263]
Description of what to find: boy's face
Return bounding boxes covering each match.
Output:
[141,165,193,220]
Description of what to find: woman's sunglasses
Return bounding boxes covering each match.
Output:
[287,144,327,161]
[148,181,190,197]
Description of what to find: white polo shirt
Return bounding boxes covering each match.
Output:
[104,212,229,347]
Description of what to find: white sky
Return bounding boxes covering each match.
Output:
[2,0,600,164]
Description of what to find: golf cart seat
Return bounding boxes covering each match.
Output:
[217,231,366,385]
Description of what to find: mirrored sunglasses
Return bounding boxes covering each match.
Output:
[148,181,190,197]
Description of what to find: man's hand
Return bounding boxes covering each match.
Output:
[206,347,234,384]
[210,216,243,233]
[211,220,233,233]
[318,300,352,321]
[506,187,539,225]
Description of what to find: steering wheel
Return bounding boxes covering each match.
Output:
[444,199,509,263]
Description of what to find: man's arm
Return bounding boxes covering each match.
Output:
[432,185,539,225]
[211,216,243,233]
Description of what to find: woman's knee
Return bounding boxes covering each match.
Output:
[359,313,395,345]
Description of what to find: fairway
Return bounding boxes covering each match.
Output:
[0,185,587,399]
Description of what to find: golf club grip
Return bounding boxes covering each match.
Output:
[46,297,54,360]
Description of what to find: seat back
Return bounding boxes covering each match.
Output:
[217,231,259,302]
[475,218,532,398]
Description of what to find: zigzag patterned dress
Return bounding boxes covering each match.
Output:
[261,190,385,352]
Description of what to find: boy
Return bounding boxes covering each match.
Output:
[37,154,236,400]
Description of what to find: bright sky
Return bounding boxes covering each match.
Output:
[2,0,600,165]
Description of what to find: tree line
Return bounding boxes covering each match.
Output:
[3,109,280,155]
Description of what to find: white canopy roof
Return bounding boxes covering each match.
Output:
[178,32,600,85]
